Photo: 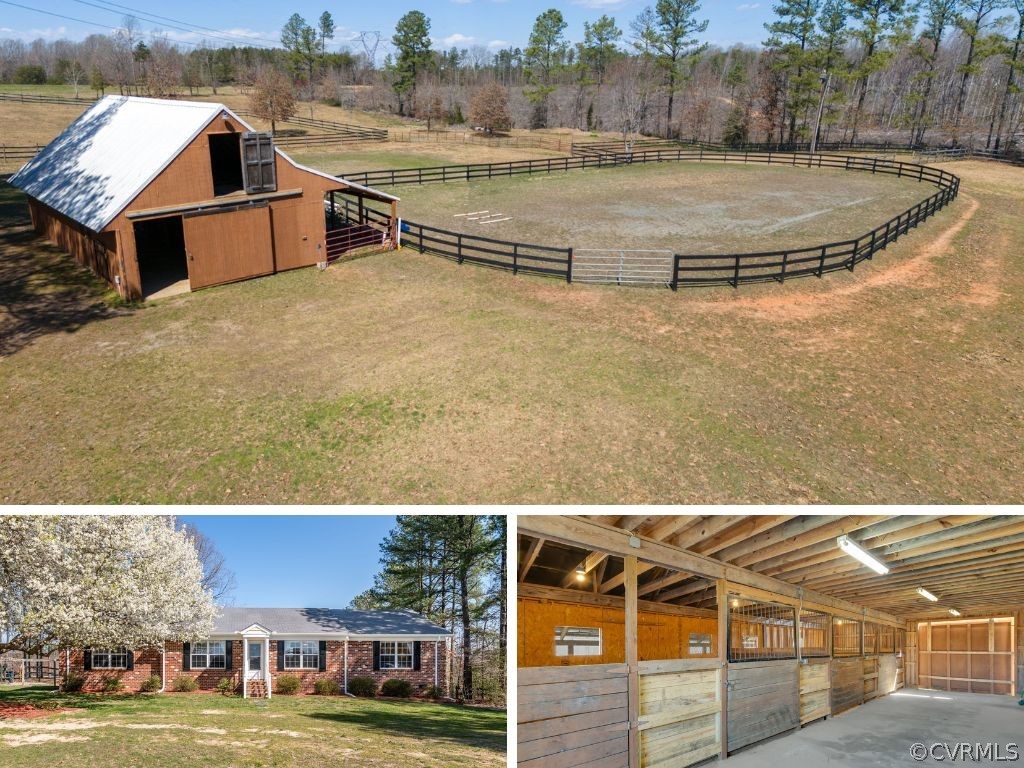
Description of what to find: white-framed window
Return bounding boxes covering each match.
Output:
[689,633,713,655]
[379,641,414,669]
[284,641,319,669]
[554,627,602,657]
[92,648,128,669]
[191,641,226,669]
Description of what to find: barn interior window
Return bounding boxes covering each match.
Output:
[554,627,602,657]
[208,132,244,195]
[191,641,226,669]
[241,132,277,194]
[833,618,862,657]
[799,609,831,657]
[728,596,796,662]
[379,641,413,669]
[688,633,713,655]
[92,648,128,669]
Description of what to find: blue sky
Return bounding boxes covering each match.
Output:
[0,1,773,52]
[178,515,396,608]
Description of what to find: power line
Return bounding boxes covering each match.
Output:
[67,0,278,49]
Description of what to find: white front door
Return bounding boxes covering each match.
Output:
[246,640,263,681]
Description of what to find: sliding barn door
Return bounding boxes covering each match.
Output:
[184,204,274,290]
[918,618,1015,695]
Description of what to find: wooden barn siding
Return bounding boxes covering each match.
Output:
[638,660,721,768]
[518,664,630,768]
[798,659,830,724]
[28,199,120,289]
[863,656,879,700]
[102,113,344,297]
[182,205,275,290]
[518,597,717,668]
[830,658,863,715]
[726,659,799,752]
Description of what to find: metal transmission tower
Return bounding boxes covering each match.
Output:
[358,31,381,68]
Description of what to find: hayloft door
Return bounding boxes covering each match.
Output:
[183,203,274,290]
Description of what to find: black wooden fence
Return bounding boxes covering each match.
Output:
[353,150,959,289]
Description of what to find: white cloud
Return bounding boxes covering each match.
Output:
[487,39,511,50]
[572,0,627,7]
[736,3,761,9]
[451,0,473,4]
[1,26,75,41]
[437,32,476,47]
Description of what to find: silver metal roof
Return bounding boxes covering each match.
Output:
[10,96,230,232]
[211,607,450,636]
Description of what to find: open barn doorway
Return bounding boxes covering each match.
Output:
[209,132,244,195]
[134,216,188,299]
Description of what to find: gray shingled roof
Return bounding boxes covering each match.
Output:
[211,607,450,636]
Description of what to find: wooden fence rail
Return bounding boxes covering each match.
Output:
[353,150,959,289]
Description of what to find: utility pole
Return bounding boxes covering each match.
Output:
[811,70,831,154]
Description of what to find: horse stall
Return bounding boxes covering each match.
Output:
[517,516,930,768]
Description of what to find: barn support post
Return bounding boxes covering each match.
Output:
[329,192,336,228]
[1016,610,1023,696]
[625,554,640,768]
[390,200,398,249]
[717,578,729,760]
[359,196,365,227]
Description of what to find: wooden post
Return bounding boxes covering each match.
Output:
[358,196,364,226]
[1016,610,1023,697]
[390,200,398,248]
[625,555,640,768]
[717,578,729,759]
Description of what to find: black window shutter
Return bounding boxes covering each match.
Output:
[126,651,135,671]
[413,641,421,671]
[225,641,233,670]
[182,642,191,671]
[242,132,277,194]
[277,640,285,671]
[83,648,92,671]
[372,641,380,671]
[318,641,327,672]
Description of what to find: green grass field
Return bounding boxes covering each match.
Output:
[0,686,505,767]
[1,160,1022,503]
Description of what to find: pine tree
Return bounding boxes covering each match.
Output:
[991,0,1024,149]
[952,0,1010,138]
[524,9,569,128]
[765,0,821,143]
[390,11,434,116]
[632,0,710,137]
[909,0,960,145]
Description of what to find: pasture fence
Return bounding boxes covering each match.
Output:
[352,150,960,289]
[0,655,59,685]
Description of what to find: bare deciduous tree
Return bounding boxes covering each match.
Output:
[249,67,297,135]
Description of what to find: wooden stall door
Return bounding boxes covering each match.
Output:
[799,659,830,724]
[638,660,721,768]
[726,660,799,752]
[183,205,274,290]
[830,658,863,715]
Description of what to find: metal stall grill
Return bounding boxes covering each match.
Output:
[799,609,832,657]
[728,597,796,662]
[833,618,862,657]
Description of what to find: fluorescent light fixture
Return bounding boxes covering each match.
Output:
[836,535,889,575]
[948,609,961,617]
[917,587,939,602]
[575,566,586,582]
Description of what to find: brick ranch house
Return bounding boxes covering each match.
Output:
[63,608,451,698]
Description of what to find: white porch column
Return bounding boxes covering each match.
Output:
[344,638,349,694]
[434,640,438,688]
[243,638,248,699]
[265,638,271,699]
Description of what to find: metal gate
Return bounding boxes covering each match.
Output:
[572,249,674,286]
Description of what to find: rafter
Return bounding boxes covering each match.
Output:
[518,536,545,583]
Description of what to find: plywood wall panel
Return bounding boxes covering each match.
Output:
[799,660,830,723]
[830,658,863,715]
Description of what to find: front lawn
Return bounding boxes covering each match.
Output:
[0,686,505,767]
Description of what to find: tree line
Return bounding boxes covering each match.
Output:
[1,1,1022,148]
[349,515,506,704]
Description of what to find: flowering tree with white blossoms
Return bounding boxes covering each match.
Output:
[0,515,217,654]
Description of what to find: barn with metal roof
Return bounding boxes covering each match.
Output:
[9,95,399,300]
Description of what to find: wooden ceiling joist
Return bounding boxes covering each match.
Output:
[559,550,609,588]
[518,536,545,583]
[518,515,905,627]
